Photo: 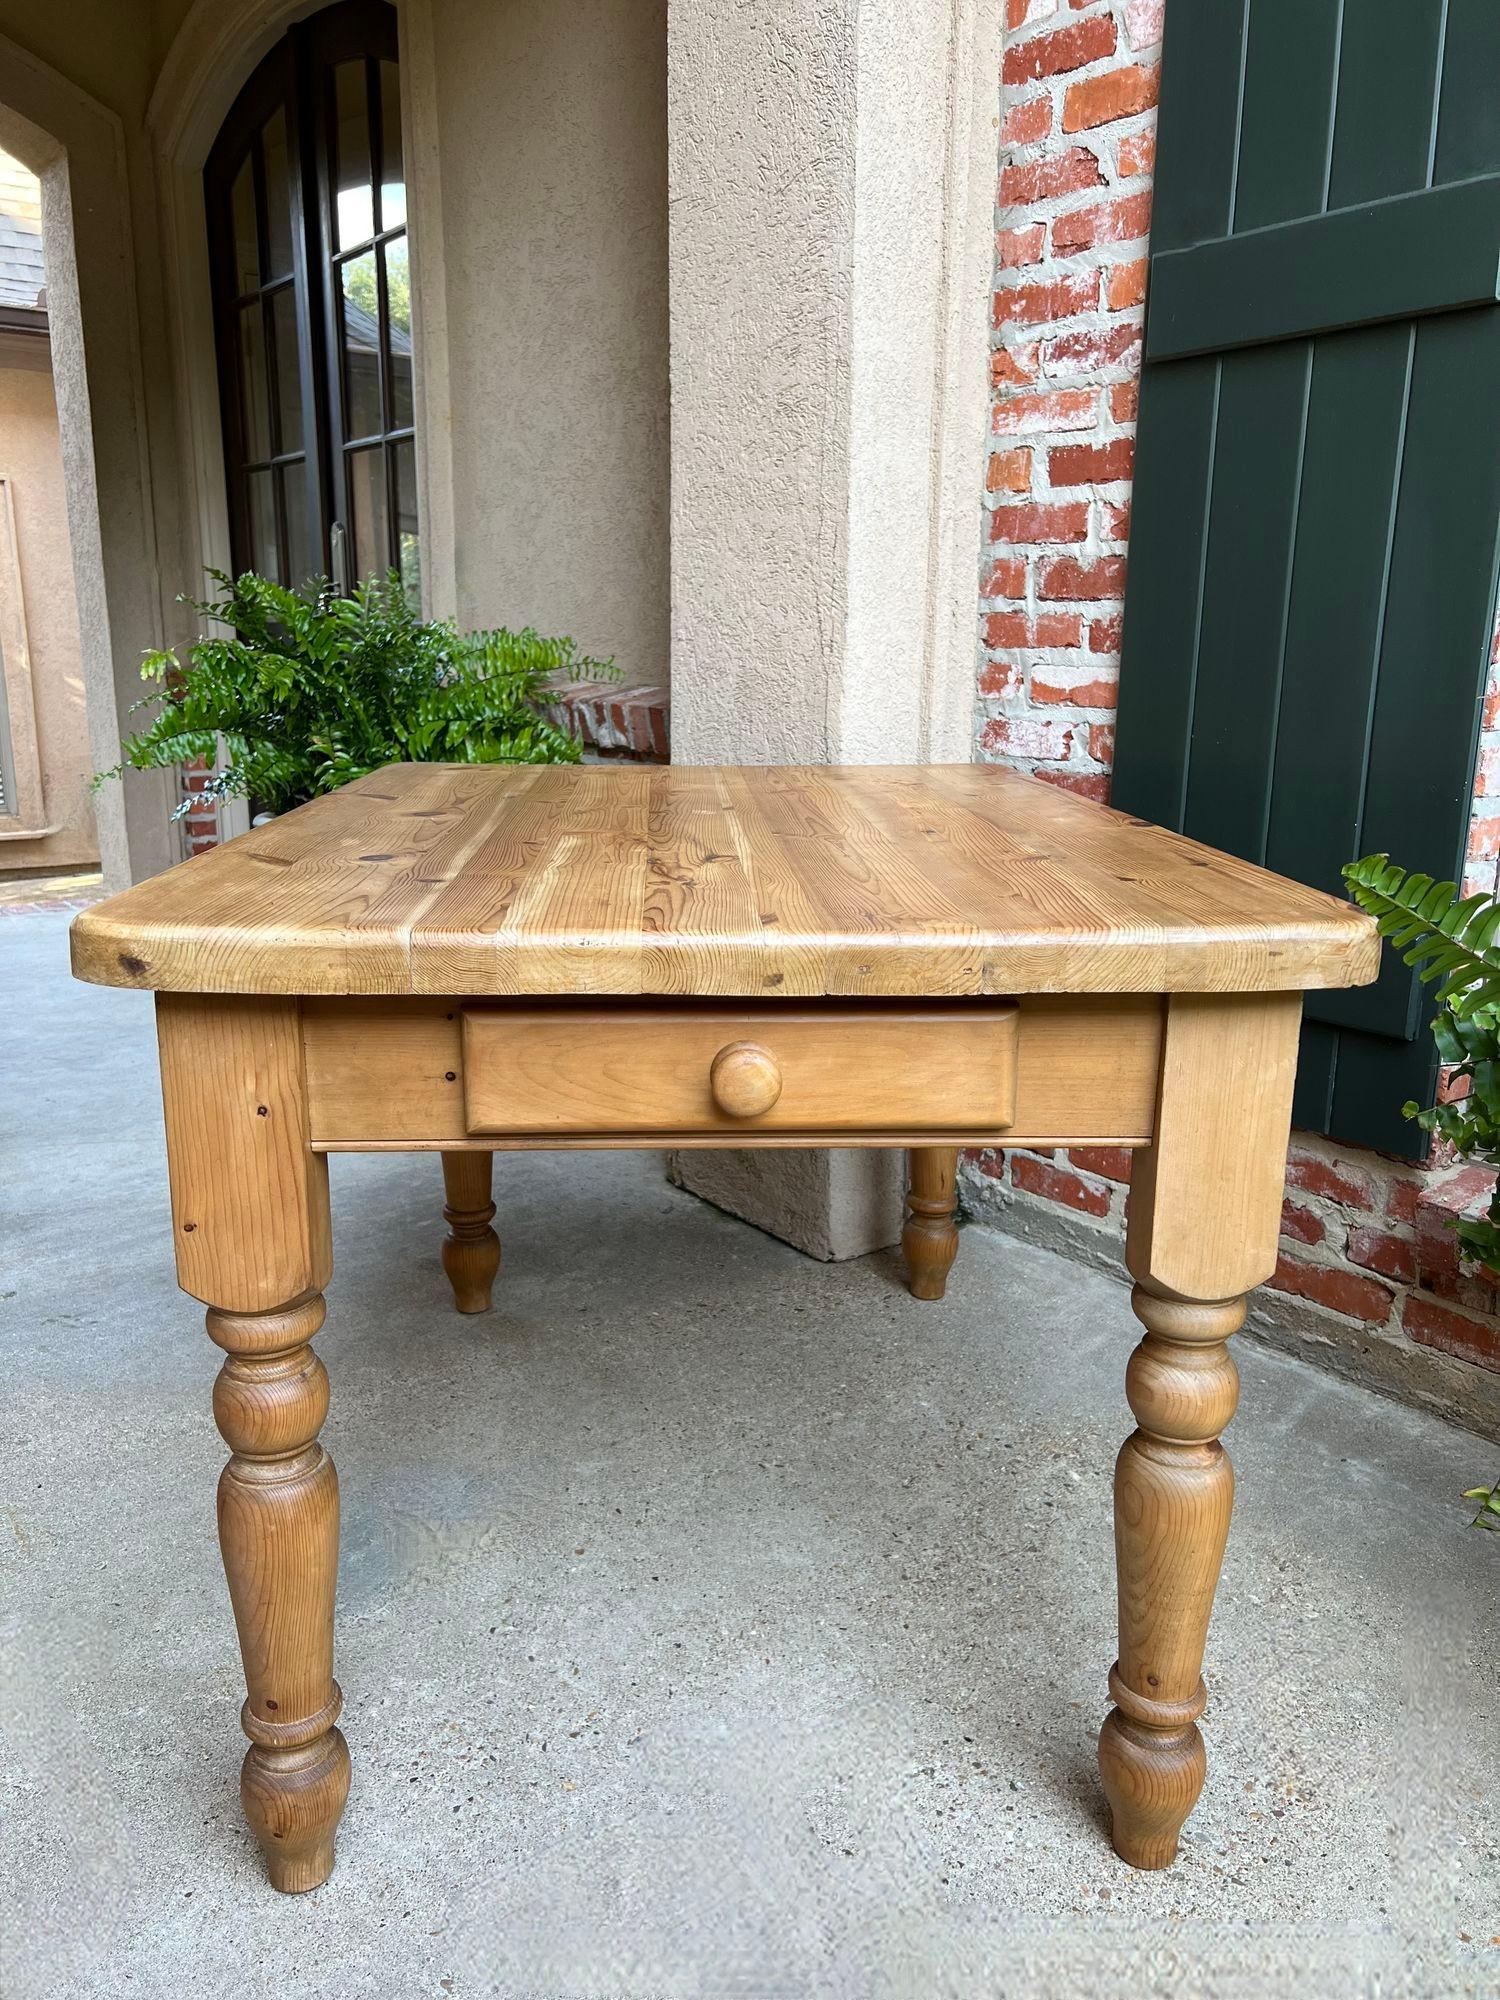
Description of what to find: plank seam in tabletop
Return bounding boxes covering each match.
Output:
[68,763,1380,997]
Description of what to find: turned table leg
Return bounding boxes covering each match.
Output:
[156,995,350,1891]
[210,1292,349,1889]
[440,1151,501,1313]
[1099,1286,1241,1866]
[903,1146,959,1300]
[1099,992,1303,1868]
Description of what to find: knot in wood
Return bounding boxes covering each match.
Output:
[1107,1664,1208,1734]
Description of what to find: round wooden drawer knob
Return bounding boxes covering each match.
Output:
[710,1041,783,1118]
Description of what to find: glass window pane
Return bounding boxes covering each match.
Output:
[262,107,294,279]
[280,460,312,589]
[348,445,389,580]
[270,285,303,456]
[385,236,412,430]
[394,437,420,602]
[340,251,382,439]
[246,468,279,579]
[230,154,259,293]
[238,300,271,460]
[333,60,374,249]
[379,60,406,229]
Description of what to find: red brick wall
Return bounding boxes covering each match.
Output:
[980,0,1162,802]
[975,0,1500,1397]
[179,759,222,858]
[968,1135,1500,1380]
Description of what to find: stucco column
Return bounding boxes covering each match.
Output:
[666,0,1000,1257]
[0,71,178,892]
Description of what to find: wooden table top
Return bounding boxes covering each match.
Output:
[70,762,1379,998]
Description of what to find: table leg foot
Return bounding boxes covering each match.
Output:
[1098,1705,1206,1870]
[209,1293,349,1892]
[441,1151,501,1313]
[242,1731,352,1892]
[903,1147,959,1300]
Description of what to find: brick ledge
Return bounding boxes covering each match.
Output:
[546,678,669,762]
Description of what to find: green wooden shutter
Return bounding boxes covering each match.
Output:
[1111,0,1500,1157]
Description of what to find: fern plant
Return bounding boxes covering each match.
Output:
[99,570,617,818]
[1343,853,1500,1531]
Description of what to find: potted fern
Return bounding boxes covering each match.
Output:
[99,569,617,821]
[1343,854,1500,1530]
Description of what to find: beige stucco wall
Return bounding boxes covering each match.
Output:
[666,0,856,763]
[668,0,997,769]
[0,0,189,114]
[424,0,669,684]
[0,338,96,868]
[0,1,185,885]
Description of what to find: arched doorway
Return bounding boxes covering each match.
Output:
[203,0,417,599]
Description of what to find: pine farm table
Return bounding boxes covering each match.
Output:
[70,762,1379,1891]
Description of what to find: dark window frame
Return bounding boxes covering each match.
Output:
[203,0,413,595]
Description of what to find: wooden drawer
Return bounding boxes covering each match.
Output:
[460,1003,1019,1137]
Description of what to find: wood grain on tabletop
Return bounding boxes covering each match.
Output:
[70,762,1380,997]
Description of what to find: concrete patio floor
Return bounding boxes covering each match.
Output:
[3,905,1497,2000]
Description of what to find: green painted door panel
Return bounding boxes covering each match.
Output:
[1179,342,1310,861]
[1111,0,1500,1160]
[1145,176,1500,363]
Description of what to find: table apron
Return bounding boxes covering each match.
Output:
[298,994,1165,1151]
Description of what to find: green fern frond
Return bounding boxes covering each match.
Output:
[1343,854,1500,1019]
[1463,1480,1500,1531]
[102,568,619,815]
[1344,853,1500,1532]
